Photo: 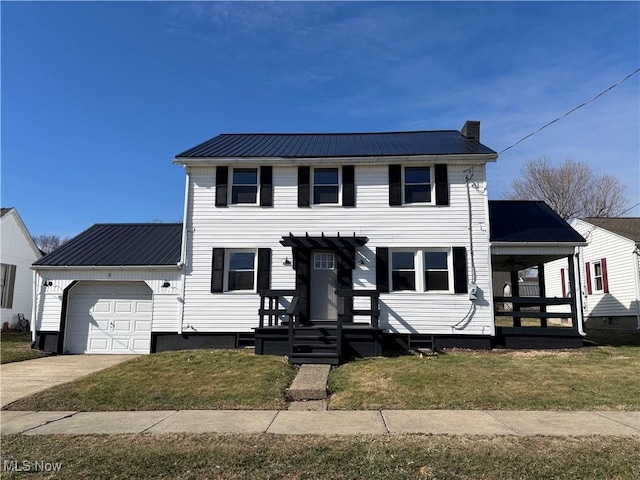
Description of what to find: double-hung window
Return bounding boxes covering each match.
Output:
[0,264,16,309]
[592,260,604,293]
[226,251,256,291]
[391,251,416,291]
[313,168,340,205]
[404,166,432,204]
[231,168,258,204]
[391,249,452,293]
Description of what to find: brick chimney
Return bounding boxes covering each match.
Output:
[461,121,480,142]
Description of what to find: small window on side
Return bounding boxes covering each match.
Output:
[227,251,256,291]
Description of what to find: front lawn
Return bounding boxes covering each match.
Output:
[3,350,296,411]
[328,343,640,411]
[0,331,48,364]
[1,434,638,480]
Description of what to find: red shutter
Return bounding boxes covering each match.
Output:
[585,262,592,295]
[601,258,609,293]
[560,268,566,298]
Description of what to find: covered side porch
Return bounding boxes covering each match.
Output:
[489,201,587,348]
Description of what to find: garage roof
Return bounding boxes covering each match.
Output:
[33,224,183,267]
[489,201,586,244]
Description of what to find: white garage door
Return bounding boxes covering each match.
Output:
[65,281,152,354]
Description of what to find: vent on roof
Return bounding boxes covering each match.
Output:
[461,121,480,142]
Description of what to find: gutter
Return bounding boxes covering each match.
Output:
[490,241,588,247]
[31,265,181,271]
[173,153,499,166]
[633,247,640,330]
[31,270,37,343]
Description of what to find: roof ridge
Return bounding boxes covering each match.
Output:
[216,130,460,136]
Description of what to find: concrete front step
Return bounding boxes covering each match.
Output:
[286,364,331,401]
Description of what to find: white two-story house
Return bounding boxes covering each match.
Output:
[31,121,586,362]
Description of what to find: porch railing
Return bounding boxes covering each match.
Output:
[493,296,575,328]
[258,289,299,328]
[336,289,380,328]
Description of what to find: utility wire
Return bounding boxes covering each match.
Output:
[499,67,640,155]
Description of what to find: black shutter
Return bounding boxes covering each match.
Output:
[338,250,354,323]
[376,247,389,293]
[257,248,271,291]
[298,166,310,207]
[342,165,355,207]
[5,265,15,309]
[389,165,402,206]
[211,248,225,293]
[294,248,310,322]
[259,166,273,207]
[215,166,228,207]
[434,164,449,206]
[452,247,468,293]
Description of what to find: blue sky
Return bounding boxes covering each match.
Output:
[2,1,639,238]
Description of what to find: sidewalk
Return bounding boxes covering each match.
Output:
[2,409,638,436]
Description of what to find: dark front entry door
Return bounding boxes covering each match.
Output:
[310,250,338,321]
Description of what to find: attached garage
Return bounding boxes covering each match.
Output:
[65,281,153,354]
[31,223,183,355]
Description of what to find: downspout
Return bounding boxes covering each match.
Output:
[573,248,585,336]
[633,246,640,330]
[31,270,37,343]
[177,166,191,335]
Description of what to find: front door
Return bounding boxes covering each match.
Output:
[310,250,338,321]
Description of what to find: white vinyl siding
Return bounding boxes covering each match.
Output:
[183,163,493,335]
[32,269,182,333]
[0,210,42,328]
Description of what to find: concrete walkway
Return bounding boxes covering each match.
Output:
[0,355,138,408]
[1,409,638,436]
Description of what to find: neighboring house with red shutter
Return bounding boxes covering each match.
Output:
[546,218,640,331]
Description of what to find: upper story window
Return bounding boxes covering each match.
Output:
[404,166,432,204]
[390,249,453,293]
[231,168,258,205]
[313,168,340,205]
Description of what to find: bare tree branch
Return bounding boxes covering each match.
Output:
[503,157,628,220]
[32,234,71,254]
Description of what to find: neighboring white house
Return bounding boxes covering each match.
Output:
[30,121,587,362]
[546,218,640,331]
[0,207,42,329]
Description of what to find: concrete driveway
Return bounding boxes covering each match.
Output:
[0,355,137,408]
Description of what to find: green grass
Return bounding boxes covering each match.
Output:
[328,342,640,410]
[0,331,48,364]
[1,434,638,479]
[3,350,296,411]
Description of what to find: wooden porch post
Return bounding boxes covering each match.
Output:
[567,254,579,332]
[510,270,521,327]
[538,264,547,328]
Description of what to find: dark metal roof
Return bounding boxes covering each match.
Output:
[489,201,586,244]
[581,217,640,243]
[33,224,183,267]
[1,207,13,218]
[176,131,496,159]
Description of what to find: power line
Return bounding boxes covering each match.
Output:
[499,67,640,155]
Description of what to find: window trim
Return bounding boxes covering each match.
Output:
[311,167,342,206]
[591,260,604,293]
[389,248,453,293]
[0,263,16,309]
[223,249,257,293]
[402,165,434,206]
[314,252,336,270]
[229,167,260,206]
